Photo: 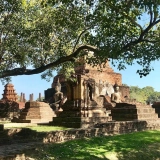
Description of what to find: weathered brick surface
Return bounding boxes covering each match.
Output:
[83,70,122,86]
[51,99,112,128]
[111,103,159,121]
[45,60,127,102]
[46,60,130,128]
[1,120,160,145]
[119,86,130,100]
[2,83,18,101]
[13,102,56,124]
[1,120,160,159]
[45,120,160,142]
[75,61,122,85]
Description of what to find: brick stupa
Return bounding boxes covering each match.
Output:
[0,83,19,119]
[2,83,18,101]
[13,101,56,124]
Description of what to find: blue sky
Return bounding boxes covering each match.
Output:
[113,61,160,91]
[0,61,160,100]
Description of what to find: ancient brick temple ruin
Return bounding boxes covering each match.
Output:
[45,55,160,128]
[45,59,129,103]
[47,57,130,128]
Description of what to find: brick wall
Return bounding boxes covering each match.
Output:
[2,120,160,144]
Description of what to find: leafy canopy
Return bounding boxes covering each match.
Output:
[0,0,160,82]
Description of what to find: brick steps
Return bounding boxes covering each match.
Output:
[111,108,156,114]
[111,103,159,121]
[51,99,112,128]
[12,102,56,124]
[59,110,107,117]
[111,113,158,120]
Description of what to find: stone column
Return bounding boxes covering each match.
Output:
[29,94,32,102]
[39,93,41,101]
[23,93,25,102]
[20,92,23,102]
[32,93,34,101]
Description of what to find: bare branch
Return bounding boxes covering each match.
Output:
[139,19,160,40]
[123,19,160,50]
[153,8,158,22]
[149,6,153,24]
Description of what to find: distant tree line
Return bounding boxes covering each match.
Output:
[129,86,160,104]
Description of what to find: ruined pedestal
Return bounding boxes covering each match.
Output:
[111,103,159,121]
[12,102,56,124]
[50,97,112,128]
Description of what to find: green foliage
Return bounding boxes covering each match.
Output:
[0,0,160,82]
[129,86,160,104]
[147,92,160,104]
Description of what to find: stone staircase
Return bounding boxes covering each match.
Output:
[50,98,112,128]
[111,103,159,121]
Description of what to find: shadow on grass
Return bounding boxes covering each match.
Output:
[24,130,160,160]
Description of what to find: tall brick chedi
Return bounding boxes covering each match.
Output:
[2,83,18,101]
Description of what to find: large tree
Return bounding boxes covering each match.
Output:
[0,0,160,82]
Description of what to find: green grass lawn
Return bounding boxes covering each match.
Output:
[25,130,160,160]
[2,124,70,131]
[26,125,70,132]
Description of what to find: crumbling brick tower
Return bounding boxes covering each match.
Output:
[2,83,18,101]
[50,57,130,128]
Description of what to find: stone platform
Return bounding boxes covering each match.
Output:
[12,101,56,124]
[1,119,160,159]
[111,103,159,121]
[51,117,112,128]
[50,99,112,128]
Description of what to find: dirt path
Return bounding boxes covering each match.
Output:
[0,142,42,159]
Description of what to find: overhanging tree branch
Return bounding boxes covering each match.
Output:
[122,19,160,51]
[0,45,97,78]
